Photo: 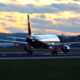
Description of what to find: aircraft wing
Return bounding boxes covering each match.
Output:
[7,36,26,42]
[55,42,80,46]
[0,39,29,47]
[7,36,25,40]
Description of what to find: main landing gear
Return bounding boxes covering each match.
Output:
[51,46,59,56]
[24,46,33,56]
[24,46,60,56]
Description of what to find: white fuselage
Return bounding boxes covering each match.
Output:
[28,34,60,43]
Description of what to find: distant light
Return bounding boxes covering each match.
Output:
[16,44,19,47]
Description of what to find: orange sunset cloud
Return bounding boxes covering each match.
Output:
[0,11,80,35]
[45,29,80,36]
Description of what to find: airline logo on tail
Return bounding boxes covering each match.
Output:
[28,14,32,36]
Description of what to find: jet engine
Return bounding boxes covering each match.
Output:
[61,45,70,53]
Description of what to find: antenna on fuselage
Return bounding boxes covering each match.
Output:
[28,14,32,36]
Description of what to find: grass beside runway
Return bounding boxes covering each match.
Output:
[0,59,80,80]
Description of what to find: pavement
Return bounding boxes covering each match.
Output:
[0,56,80,60]
[0,52,80,60]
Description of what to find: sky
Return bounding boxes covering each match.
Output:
[0,0,80,35]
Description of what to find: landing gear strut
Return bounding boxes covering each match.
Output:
[51,46,59,56]
[24,46,33,56]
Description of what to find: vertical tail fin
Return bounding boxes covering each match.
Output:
[28,14,32,35]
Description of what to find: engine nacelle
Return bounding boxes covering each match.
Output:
[61,45,70,53]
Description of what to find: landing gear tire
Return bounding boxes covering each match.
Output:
[24,46,33,56]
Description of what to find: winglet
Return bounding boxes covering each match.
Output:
[28,14,32,36]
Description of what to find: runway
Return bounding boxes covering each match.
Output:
[0,56,80,60]
[0,52,80,60]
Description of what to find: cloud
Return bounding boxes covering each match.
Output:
[0,3,58,13]
[0,12,27,32]
[0,0,80,6]
[44,11,80,20]
[45,29,80,36]
[0,3,80,14]
[6,27,24,33]
[51,3,80,12]
[0,0,80,35]
[0,11,80,35]
[0,24,11,33]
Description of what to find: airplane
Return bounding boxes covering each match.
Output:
[0,14,80,56]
